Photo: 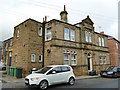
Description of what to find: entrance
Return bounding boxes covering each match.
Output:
[88,53,92,72]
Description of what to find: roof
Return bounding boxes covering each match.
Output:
[3,37,13,42]
[15,18,42,28]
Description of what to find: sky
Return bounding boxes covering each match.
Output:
[0,0,119,41]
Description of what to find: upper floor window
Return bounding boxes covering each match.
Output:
[89,32,92,42]
[5,43,8,51]
[85,31,88,42]
[70,29,75,41]
[31,54,35,62]
[38,27,42,36]
[116,42,118,49]
[45,27,51,41]
[15,55,17,63]
[99,37,101,46]
[64,28,69,40]
[17,28,19,37]
[10,40,12,46]
[102,38,104,46]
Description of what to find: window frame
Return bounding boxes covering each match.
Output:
[99,37,101,46]
[31,54,35,62]
[89,32,92,42]
[39,54,42,62]
[103,56,106,64]
[70,29,75,41]
[15,55,17,63]
[17,28,19,38]
[102,37,104,46]
[45,26,51,41]
[38,27,42,36]
[64,54,70,65]
[85,31,88,42]
[71,54,77,65]
[100,56,102,64]
[64,28,69,40]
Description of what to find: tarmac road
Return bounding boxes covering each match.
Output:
[1,77,119,90]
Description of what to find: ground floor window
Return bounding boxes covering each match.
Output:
[39,54,42,62]
[64,54,69,65]
[103,56,106,64]
[71,54,76,65]
[31,54,35,62]
[100,56,102,64]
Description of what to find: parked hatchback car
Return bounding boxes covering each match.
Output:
[100,66,120,77]
[25,65,75,89]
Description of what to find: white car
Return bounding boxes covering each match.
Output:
[25,65,75,89]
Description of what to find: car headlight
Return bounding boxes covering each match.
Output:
[107,71,113,74]
[30,77,39,81]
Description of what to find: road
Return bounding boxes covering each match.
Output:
[1,77,120,90]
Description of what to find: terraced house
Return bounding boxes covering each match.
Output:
[3,6,110,77]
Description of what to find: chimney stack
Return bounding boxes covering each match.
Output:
[60,5,68,22]
[100,31,104,35]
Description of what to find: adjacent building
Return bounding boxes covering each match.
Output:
[108,36,120,66]
[3,6,110,77]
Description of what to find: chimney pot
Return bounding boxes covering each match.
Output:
[64,5,66,11]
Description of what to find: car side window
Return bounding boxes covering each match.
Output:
[53,67,62,73]
[61,66,70,72]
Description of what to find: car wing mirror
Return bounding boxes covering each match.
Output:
[52,70,56,74]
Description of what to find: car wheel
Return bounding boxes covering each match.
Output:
[68,77,75,85]
[39,80,48,90]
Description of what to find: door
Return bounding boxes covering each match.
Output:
[88,53,92,72]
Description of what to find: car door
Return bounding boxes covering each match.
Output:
[46,66,62,84]
[61,66,71,82]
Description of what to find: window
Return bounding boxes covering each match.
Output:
[45,27,51,41]
[38,27,42,36]
[71,54,76,65]
[64,28,69,40]
[17,28,19,37]
[5,43,8,51]
[103,56,106,64]
[85,31,88,42]
[39,54,42,62]
[70,29,75,41]
[64,54,69,65]
[10,40,12,46]
[100,56,102,64]
[116,42,118,49]
[89,32,92,42]
[31,54,35,62]
[67,50,70,53]
[15,55,17,63]
[53,67,62,73]
[64,50,66,53]
[102,38,104,46]
[61,66,70,72]
[99,37,101,46]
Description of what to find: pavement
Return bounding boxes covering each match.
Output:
[1,70,100,83]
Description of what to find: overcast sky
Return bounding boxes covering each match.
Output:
[0,0,119,41]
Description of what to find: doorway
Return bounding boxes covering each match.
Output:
[88,53,92,72]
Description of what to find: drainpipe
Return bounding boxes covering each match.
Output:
[42,17,46,68]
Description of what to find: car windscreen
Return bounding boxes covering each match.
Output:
[35,67,52,74]
[105,66,115,71]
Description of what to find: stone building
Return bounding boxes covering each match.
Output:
[3,6,110,77]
